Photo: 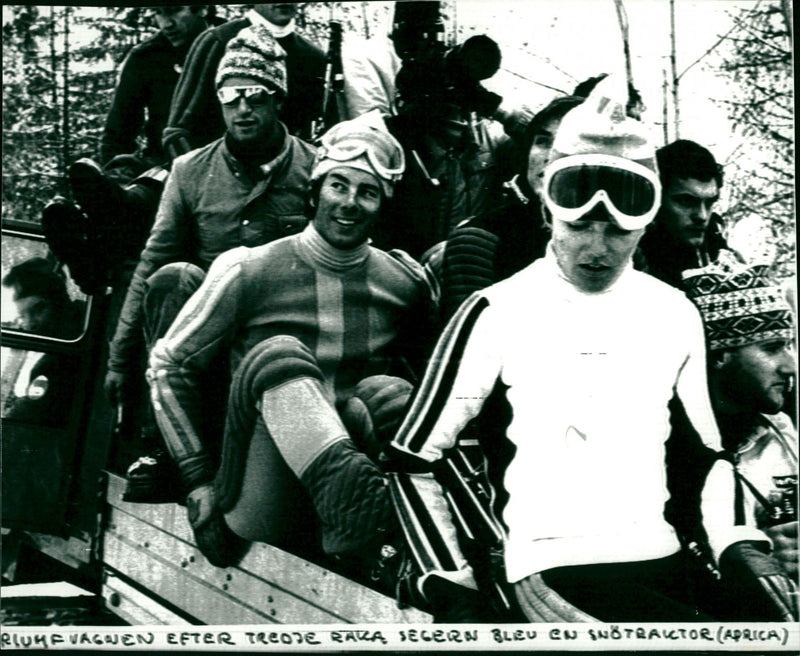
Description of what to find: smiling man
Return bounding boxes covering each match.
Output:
[105,25,316,500]
[147,113,437,576]
[164,2,325,154]
[638,139,739,289]
[387,75,795,622]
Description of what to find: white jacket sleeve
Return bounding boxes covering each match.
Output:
[390,293,503,592]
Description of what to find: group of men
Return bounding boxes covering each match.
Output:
[37,3,795,624]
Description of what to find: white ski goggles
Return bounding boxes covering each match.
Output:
[543,154,661,230]
[217,85,276,107]
[317,134,405,184]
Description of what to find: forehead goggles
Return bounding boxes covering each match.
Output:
[317,134,405,185]
[217,85,276,107]
[543,154,661,230]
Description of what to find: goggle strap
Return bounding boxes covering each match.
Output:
[318,141,405,182]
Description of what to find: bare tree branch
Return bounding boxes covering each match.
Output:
[729,10,790,53]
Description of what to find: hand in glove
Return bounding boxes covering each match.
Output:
[422,575,488,624]
[765,521,798,580]
[719,540,798,621]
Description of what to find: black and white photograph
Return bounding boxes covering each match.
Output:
[1,1,797,650]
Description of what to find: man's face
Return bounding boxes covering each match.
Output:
[220,77,281,146]
[526,117,562,198]
[718,340,796,414]
[13,293,56,334]
[550,205,644,293]
[154,6,205,48]
[254,4,298,27]
[660,177,719,248]
[313,167,382,250]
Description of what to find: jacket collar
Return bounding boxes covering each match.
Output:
[221,125,291,179]
[543,242,634,298]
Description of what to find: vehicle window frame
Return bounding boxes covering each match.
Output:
[1,228,94,346]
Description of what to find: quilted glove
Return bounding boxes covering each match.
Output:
[719,540,798,621]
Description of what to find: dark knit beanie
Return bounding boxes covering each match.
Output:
[215,24,288,96]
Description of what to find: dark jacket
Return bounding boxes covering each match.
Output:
[162,18,325,157]
[440,177,549,321]
[637,212,739,290]
[108,131,316,375]
[376,114,517,261]
[100,32,186,166]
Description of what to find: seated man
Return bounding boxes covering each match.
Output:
[103,25,315,492]
[638,139,741,288]
[439,76,620,320]
[43,7,215,294]
[44,4,323,295]
[148,114,437,573]
[164,2,325,155]
[682,256,797,617]
[100,5,214,177]
[386,75,795,622]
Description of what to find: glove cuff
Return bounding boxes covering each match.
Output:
[177,451,216,493]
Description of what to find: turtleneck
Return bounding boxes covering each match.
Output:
[298,223,370,273]
[543,242,633,298]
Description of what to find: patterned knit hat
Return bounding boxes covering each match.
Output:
[215,24,287,95]
[683,252,795,351]
[311,110,405,198]
[550,73,657,172]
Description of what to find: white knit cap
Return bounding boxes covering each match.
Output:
[550,73,657,171]
[311,110,405,198]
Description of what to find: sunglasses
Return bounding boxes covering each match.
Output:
[543,154,661,230]
[318,136,405,183]
[217,85,276,107]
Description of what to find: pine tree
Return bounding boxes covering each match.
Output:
[2,6,153,225]
[2,6,65,223]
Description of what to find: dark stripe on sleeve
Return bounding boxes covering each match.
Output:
[389,473,460,573]
[404,294,490,454]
